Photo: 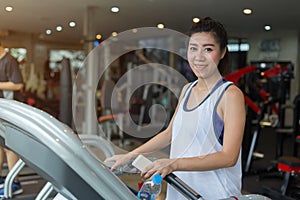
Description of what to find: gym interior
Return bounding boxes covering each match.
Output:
[0,0,300,199]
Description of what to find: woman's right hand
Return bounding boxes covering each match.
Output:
[104,152,137,171]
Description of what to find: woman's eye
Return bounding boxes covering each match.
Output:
[204,48,213,52]
[189,46,197,51]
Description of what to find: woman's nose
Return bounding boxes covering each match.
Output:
[195,50,206,61]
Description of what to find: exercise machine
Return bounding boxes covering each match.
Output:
[262,94,300,200]
[0,98,137,199]
[0,99,272,200]
[225,62,294,174]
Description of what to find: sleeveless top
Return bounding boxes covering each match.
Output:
[166,78,242,200]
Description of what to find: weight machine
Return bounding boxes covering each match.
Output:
[225,61,294,174]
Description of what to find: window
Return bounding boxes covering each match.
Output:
[227,38,249,52]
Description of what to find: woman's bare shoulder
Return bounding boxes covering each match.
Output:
[226,84,244,97]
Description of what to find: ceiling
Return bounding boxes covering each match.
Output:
[0,0,300,44]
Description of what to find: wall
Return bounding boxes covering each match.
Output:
[247,30,299,125]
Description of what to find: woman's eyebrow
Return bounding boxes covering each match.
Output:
[189,42,215,47]
[203,43,215,47]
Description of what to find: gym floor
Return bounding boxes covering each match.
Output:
[3,126,299,200]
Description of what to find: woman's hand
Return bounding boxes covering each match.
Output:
[104,152,136,171]
[142,158,177,179]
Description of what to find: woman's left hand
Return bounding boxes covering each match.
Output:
[141,158,177,179]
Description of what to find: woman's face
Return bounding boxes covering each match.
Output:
[187,32,225,79]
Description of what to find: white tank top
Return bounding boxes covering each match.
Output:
[166,79,242,200]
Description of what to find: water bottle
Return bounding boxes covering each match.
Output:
[137,174,163,200]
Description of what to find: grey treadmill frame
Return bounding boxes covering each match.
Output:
[0,99,138,200]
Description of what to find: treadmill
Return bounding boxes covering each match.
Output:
[0,99,137,200]
[0,99,271,200]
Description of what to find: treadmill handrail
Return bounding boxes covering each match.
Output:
[0,99,138,200]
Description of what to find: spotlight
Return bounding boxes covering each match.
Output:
[111,6,120,13]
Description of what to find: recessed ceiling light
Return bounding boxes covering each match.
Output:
[132,29,138,33]
[243,8,252,15]
[193,18,200,23]
[111,6,120,13]
[69,21,76,28]
[111,32,118,37]
[157,23,164,29]
[96,34,102,40]
[264,25,271,31]
[56,26,63,32]
[45,29,52,35]
[5,6,13,12]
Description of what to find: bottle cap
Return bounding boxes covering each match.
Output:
[152,174,163,184]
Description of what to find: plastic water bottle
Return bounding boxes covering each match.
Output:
[137,174,163,200]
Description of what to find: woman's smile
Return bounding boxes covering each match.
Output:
[192,63,208,73]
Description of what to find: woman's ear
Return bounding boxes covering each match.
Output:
[220,47,227,59]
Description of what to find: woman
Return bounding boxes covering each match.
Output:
[105,17,246,200]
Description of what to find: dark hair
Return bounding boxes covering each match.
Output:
[187,17,230,75]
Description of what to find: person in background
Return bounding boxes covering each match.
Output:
[105,17,246,200]
[0,41,24,196]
